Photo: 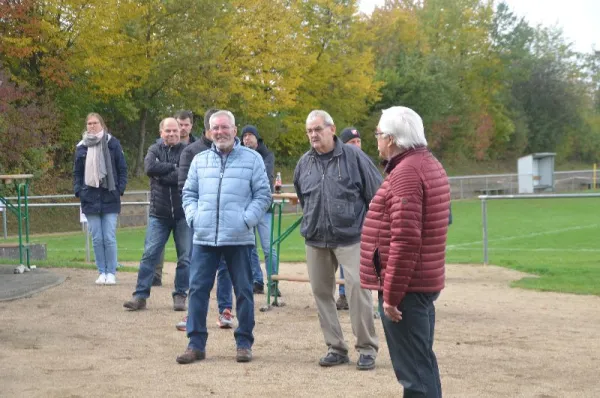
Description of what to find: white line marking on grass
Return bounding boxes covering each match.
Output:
[447,224,599,248]
[449,247,600,253]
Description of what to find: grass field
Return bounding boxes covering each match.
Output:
[3,198,599,295]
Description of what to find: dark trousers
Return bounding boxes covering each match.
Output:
[379,292,441,398]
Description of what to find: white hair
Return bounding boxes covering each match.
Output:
[378,106,427,148]
[306,110,334,126]
[209,110,235,127]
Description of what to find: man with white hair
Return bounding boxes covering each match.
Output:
[360,106,450,397]
[177,110,271,364]
[293,110,383,371]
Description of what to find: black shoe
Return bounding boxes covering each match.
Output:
[173,295,187,311]
[253,283,264,294]
[269,282,282,297]
[152,278,162,286]
[318,352,350,367]
[356,354,376,370]
[336,294,349,310]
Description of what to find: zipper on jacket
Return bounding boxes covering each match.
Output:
[312,155,336,247]
[167,146,174,219]
[215,152,229,245]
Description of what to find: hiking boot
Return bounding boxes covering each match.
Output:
[176,316,187,332]
[336,294,349,310]
[216,308,234,329]
[253,282,264,294]
[152,277,162,286]
[176,348,205,364]
[236,348,252,363]
[318,352,350,367]
[123,297,146,311]
[95,273,106,285]
[105,273,116,285]
[173,295,186,311]
[356,354,376,371]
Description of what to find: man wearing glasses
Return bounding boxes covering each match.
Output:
[293,110,383,370]
[177,110,271,364]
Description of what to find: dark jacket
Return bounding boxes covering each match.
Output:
[293,137,383,247]
[240,131,275,192]
[178,135,212,192]
[359,147,450,307]
[73,134,128,215]
[145,141,186,220]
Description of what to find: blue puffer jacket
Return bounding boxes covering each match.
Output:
[73,134,128,215]
[182,139,271,246]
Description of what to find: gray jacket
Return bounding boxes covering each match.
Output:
[293,137,383,247]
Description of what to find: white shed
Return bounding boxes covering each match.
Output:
[517,153,556,194]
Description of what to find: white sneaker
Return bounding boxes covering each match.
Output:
[105,273,116,285]
[95,273,107,284]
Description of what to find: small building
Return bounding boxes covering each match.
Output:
[517,153,556,194]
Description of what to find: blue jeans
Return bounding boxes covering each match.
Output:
[379,292,442,398]
[133,216,190,299]
[339,266,345,295]
[86,213,118,275]
[189,230,232,313]
[250,212,278,285]
[187,245,254,352]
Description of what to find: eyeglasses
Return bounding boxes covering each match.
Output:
[87,121,100,126]
[211,125,232,131]
[374,132,386,139]
[306,126,327,135]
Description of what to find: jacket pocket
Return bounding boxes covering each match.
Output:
[329,199,355,228]
[79,188,91,204]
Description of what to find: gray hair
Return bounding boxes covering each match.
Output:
[306,110,334,126]
[209,110,235,127]
[378,106,428,149]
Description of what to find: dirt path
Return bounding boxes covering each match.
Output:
[1,263,599,397]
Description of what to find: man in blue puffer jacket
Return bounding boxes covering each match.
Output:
[176,110,271,365]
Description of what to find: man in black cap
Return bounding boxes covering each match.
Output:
[340,126,362,149]
[240,125,277,295]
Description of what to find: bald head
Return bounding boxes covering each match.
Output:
[160,117,181,146]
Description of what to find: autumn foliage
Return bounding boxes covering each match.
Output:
[0,0,598,180]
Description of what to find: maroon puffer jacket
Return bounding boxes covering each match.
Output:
[359,147,450,307]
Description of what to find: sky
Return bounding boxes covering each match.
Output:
[358,0,599,54]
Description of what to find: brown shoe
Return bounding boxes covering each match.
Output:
[176,348,205,364]
[236,348,252,363]
[173,295,186,311]
[123,297,146,311]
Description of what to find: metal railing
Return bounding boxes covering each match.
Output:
[478,193,600,265]
[450,169,597,199]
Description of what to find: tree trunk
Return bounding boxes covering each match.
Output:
[135,107,148,177]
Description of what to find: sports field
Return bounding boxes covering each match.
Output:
[4,197,599,295]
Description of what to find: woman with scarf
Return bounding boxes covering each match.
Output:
[73,113,128,284]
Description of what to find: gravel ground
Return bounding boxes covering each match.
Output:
[1,262,599,397]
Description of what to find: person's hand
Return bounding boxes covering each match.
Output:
[383,301,402,322]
